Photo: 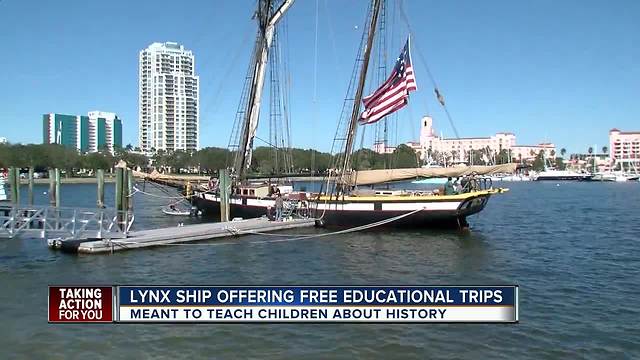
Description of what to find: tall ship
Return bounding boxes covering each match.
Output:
[192,0,513,228]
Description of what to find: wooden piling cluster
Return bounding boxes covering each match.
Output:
[6,166,125,214]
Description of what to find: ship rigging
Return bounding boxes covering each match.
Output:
[192,0,513,229]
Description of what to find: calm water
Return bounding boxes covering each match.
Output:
[1,181,639,359]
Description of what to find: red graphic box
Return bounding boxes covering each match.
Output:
[49,286,113,323]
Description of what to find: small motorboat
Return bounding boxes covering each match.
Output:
[162,207,192,216]
[162,201,199,216]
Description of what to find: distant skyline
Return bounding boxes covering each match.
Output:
[0,0,638,154]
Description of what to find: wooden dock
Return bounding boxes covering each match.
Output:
[51,217,317,254]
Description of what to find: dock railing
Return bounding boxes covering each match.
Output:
[0,205,134,240]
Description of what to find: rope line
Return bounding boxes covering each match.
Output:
[249,207,424,244]
[130,186,192,200]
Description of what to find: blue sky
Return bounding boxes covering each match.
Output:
[0,0,638,154]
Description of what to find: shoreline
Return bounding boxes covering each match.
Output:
[15,175,325,185]
[18,177,116,185]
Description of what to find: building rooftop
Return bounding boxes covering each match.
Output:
[144,42,192,55]
[88,111,119,121]
[441,137,491,140]
[512,143,555,148]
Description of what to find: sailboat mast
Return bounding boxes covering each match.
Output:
[233,0,295,180]
[339,0,382,185]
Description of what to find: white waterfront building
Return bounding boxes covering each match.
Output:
[373,116,556,163]
[138,42,199,154]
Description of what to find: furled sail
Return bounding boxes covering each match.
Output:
[350,163,518,186]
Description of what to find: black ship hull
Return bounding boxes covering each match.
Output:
[191,191,497,229]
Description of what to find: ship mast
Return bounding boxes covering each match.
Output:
[233,0,295,180]
[338,0,382,186]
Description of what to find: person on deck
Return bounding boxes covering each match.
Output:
[274,192,284,221]
[444,177,455,195]
[208,177,218,192]
[460,176,469,193]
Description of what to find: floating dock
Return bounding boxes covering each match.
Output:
[50,217,316,254]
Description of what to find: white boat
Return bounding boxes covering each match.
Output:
[162,208,192,216]
[491,174,531,182]
[591,172,616,182]
[532,169,592,181]
[614,173,639,182]
[591,171,639,182]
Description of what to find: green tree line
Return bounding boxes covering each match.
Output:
[0,143,149,175]
[0,143,427,176]
[3,142,573,175]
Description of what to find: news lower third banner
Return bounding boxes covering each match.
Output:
[48,286,519,323]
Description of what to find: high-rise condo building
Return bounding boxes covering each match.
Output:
[42,111,122,154]
[138,42,199,154]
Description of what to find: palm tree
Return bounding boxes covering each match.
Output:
[560,148,566,158]
[588,146,593,155]
[602,146,608,154]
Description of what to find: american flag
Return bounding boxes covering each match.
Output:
[359,38,417,124]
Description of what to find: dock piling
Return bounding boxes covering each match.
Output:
[28,168,34,205]
[115,167,124,231]
[48,169,56,207]
[127,169,133,212]
[54,168,61,207]
[9,167,19,205]
[219,169,230,222]
[126,169,133,233]
[97,169,105,208]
